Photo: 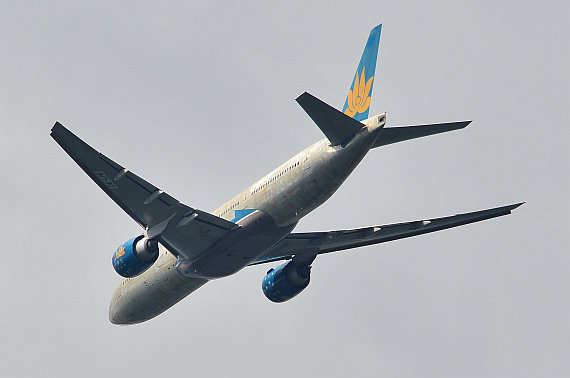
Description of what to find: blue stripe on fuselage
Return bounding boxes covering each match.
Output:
[231,209,256,223]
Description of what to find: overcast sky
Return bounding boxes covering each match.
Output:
[1,1,568,377]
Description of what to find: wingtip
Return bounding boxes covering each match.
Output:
[295,91,310,102]
[514,201,526,208]
[508,202,526,212]
[50,121,63,135]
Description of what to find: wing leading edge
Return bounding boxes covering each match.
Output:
[250,202,524,266]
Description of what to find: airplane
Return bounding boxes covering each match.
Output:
[51,24,523,325]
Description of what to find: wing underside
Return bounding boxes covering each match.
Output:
[250,203,524,265]
[50,122,237,259]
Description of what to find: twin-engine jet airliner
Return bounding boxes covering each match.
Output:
[51,24,522,325]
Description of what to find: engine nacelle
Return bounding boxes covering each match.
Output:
[112,236,159,278]
[262,260,311,303]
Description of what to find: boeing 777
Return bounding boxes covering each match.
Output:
[51,24,522,325]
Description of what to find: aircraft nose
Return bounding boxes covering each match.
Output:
[109,313,121,325]
[109,288,134,325]
[109,302,140,325]
[109,293,150,325]
[109,301,124,325]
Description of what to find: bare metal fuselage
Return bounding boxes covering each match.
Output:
[109,115,385,324]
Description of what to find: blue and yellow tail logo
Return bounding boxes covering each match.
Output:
[342,24,382,122]
[344,67,373,117]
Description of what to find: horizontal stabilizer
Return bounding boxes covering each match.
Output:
[296,92,365,146]
[372,121,471,148]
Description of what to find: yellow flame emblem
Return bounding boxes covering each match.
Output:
[344,67,373,117]
[115,246,125,260]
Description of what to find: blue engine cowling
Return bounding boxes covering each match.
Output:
[112,236,159,278]
[262,260,311,303]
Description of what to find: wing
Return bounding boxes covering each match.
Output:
[50,122,237,259]
[250,203,524,265]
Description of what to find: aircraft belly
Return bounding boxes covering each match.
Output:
[176,210,296,279]
[109,250,208,325]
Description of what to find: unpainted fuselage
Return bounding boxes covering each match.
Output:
[109,114,386,324]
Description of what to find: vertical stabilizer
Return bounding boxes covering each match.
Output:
[342,24,382,122]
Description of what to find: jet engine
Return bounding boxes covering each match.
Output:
[112,236,159,278]
[262,260,311,302]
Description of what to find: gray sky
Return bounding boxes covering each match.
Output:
[1,1,568,377]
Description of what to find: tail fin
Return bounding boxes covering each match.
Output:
[342,24,382,122]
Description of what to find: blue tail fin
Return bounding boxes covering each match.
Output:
[342,24,382,122]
